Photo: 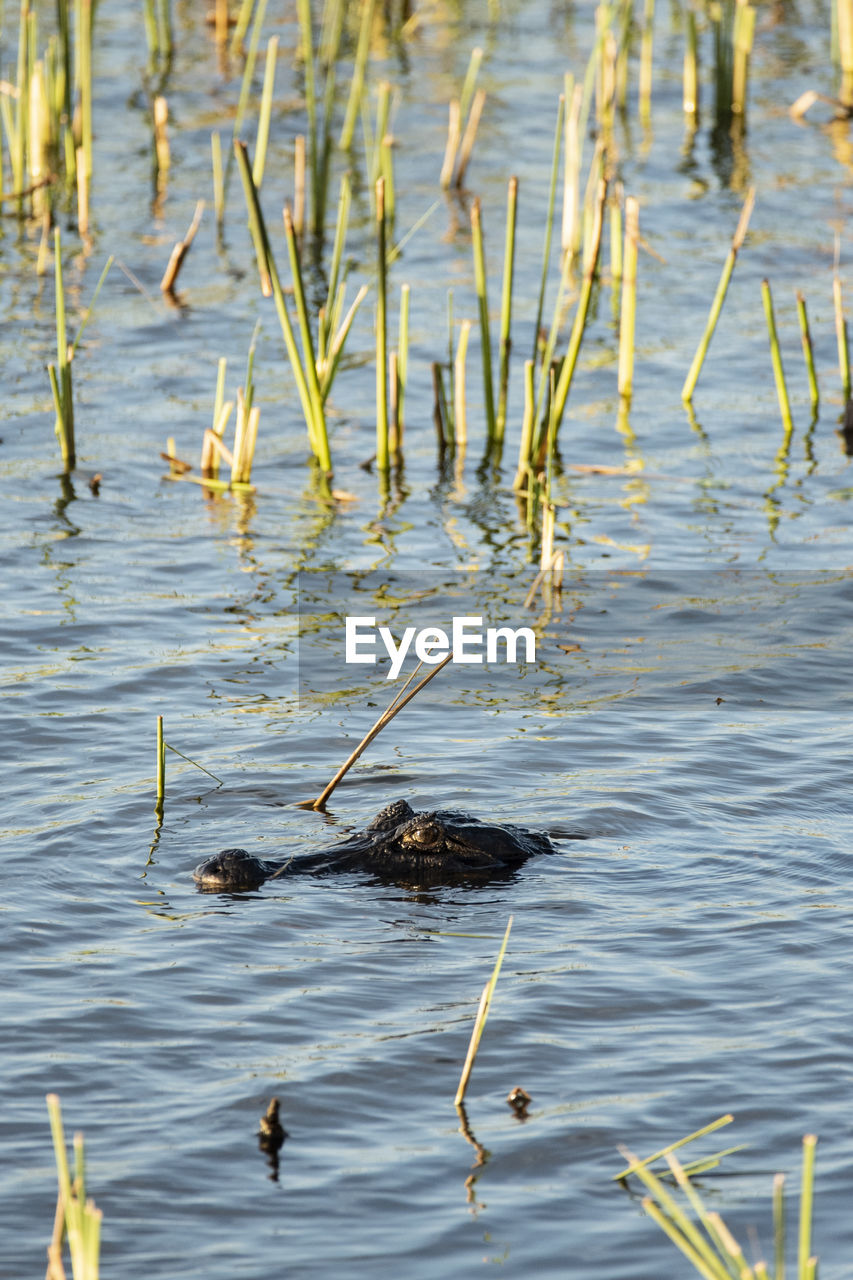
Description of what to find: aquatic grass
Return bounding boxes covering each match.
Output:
[712,0,756,124]
[617,195,639,399]
[513,358,536,490]
[46,1094,102,1280]
[681,187,755,402]
[454,318,472,446]
[231,0,269,157]
[454,916,513,1106]
[796,292,819,413]
[431,361,450,453]
[638,0,655,125]
[620,1128,819,1280]
[762,279,793,433]
[532,94,565,361]
[308,651,455,809]
[397,283,410,437]
[211,131,225,232]
[562,78,583,257]
[252,35,279,188]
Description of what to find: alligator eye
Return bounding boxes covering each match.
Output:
[405,824,440,848]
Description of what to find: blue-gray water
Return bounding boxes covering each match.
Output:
[3,0,853,1275]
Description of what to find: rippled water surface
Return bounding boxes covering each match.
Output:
[3,0,853,1275]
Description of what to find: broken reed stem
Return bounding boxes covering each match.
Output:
[496,176,518,442]
[454,916,514,1106]
[513,358,535,489]
[612,1115,734,1181]
[562,79,583,257]
[681,186,755,402]
[833,266,850,401]
[293,135,306,237]
[796,292,819,412]
[160,199,205,294]
[440,100,461,189]
[46,1094,102,1280]
[454,88,485,189]
[471,198,496,441]
[761,279,793,434]
[617,196,639,399]
[376,175,389,470]
[454,318,471,446]
[309,652,455,809]
[773,1174,786,1280]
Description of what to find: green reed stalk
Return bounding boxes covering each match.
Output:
[282,203,326,445]
[471,198,496,441]
[638,0,654,124]
[562,78,582,256]
[12,0,28,206]
[446,288,455,432]
[234,141,331,471]
[549,179,606,439]
[213,356,227,431]
[833,267,850,401]
[774,1173,786,1280]
[156,0,172,70]
[731,0,755,118]
[49,226,75,469]
[454,318,471,446]
[513,359,535,489]
[761,279,794,433]
[432,361,449,451]
[798,1135,817,1279]
[454,916,513,1106]
[340,0,375,150]
[613,1115,734,1181]
[681,187,755,402]
[46,1094,102,1280]
[532,94,565,361]
[253,36,278,187]
[397,283,410,435]
[796,292,819,412]
[78,0,92,180]
[232,0,269,145]
[617,196,638,399]
[296,0,320,227]
[245,320,260,415]
[231,0,257,56]
[610,183,623,289]
[376,175,389,470]
[211,131,224,231]
[142,0,159,70]
[496,176,518,442]
[156,714,165,804]
[684,8,698,116]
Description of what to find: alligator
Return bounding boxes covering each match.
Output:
[192,799,557,891]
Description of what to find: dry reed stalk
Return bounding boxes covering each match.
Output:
[454,87,486,189]
[160,199,205,294]
[454,319,471,446]
[293,135,306,237]
[454,917,513,1106]
[617,196,639,398]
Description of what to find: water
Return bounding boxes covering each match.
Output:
[3,0,853,1275]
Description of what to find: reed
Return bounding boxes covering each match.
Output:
[340,0,376,150]
[471,198,496,442]
[713,0,756,123]
[617,196,639,399]
[513,358,536,490]
[231,0,257,56]
[232,0,269,152]
[638,0,655,125]
[49,227,74,470]
[562,79,583,257]
[454,318,472,447]
[156,714,165,807]
[440,46,484,188]
[432,361,450,453]
[46,1094,102,1280]
[397,283,410,437]
[761,279,794,433]
[376,175,389,470]
[837,0,853,104]
[833,260,850,401]
[546,178,606,446]
[160,199,205,295]
[454,916,513,1106]
[211,132,224,232]
[234,140,332,472]
[681,187,755,402]
[621,1128,819,1280]
[308,652,455,808]
[683,8,699,117]
[796,292,819,413]
[252,36,279,188]
[496,176,518,442]
[532,95,565,361]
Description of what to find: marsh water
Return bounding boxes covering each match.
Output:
[3,0,853,1275]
